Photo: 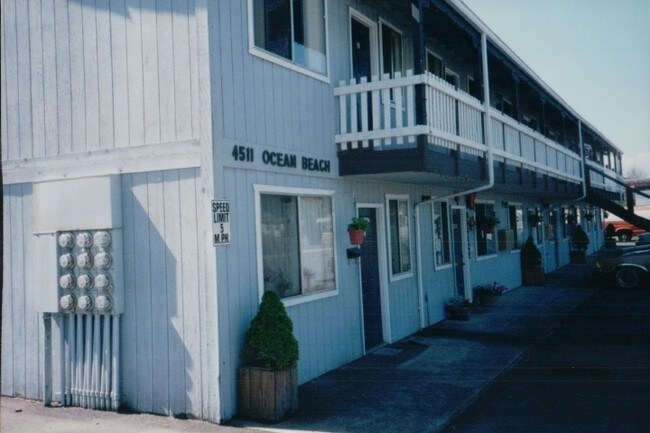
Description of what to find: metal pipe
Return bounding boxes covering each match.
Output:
[111,315,121,411]
[91,314,101,409]
[75,314,83,406]
[101,315,111,410]
[43,314,52,406]
[57,314,68,406]
[83,314,93,408]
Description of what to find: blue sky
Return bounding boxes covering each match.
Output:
[461,0,650,176]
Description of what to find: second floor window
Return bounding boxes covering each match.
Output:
[381,22,402,78]
[253,0,327,75]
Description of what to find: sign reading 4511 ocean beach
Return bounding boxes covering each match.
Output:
[212,200,231,246]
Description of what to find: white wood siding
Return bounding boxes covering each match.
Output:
[1,0,199,161]
[1,184,43,399]
[1,170,218,420]
[121,168,218,420]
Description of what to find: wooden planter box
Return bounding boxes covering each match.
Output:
[475,293,498,306]
[570,250,586,264]
[445,305,470,321]
[238,366,298,423]
[522,266,545,286]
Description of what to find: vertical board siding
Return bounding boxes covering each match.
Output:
[1,0,199,161]
[120,168,210,418]
[1,184,43,399]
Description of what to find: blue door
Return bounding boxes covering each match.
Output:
[359,208,383,350]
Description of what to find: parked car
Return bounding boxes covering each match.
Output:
[593,247,650,289]
[636,232,650,245]
[603,204,650,242]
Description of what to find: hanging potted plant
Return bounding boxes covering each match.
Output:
[584,212,594,222]
[480,215,500,234]
[527,213,542,227]
[238,291,299,422]
[348,216,369,245]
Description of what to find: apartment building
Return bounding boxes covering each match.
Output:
[2,0,634,423]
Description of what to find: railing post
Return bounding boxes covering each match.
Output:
[412,0,427,157]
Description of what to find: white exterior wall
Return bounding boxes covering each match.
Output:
[1,0,199,162]
[1,0,219,423]
[1,184,43,399]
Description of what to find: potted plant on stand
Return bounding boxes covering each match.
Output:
[238,291,299,422]
[570,224,590,264]
[445,296,471,321]
[521,236,545,285]
[348,216,369,245]
[473,282,507,306]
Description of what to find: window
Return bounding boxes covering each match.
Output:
[467,76,481,99]
[495,94,514,117]
[476,203,497,257]
[380,22,402,78]
[433,202,451,267]
[252,0,327,76]
[508,204,524,249]
[522,115,538,131]
[387,196,411,277]
[445,68,459,89]
[426,50,443,78]
[257,187,336,302]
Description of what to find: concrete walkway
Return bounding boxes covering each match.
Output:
[234,264,596,433]
[2,264,595,433]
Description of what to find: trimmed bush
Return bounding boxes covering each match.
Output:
[243,291,299,370]
[521,236,542,267]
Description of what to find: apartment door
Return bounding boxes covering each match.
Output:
[359,207,384,350]
[452,207,470,298]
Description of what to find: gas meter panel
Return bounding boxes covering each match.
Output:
[55,229,124,315]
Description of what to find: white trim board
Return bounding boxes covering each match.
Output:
[2,140,201,184]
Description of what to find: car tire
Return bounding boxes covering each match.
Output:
[614,267,643,289]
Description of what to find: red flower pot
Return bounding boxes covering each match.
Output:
[348,230,365,245]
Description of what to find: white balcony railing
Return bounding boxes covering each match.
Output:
[586,160,625,194]
[335,70,584,183]
[489,111,583,184]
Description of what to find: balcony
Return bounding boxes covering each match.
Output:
[335,70,584,200]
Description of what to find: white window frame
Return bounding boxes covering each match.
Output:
[426,49,444,78]
[475,200,498,261]
[386,194,413,281]
[432,201,452,270]
[247,0,331,83]
[444,67,460,89]
[254,184,339,307]
[379,19,403,78]
[349,8,379,80]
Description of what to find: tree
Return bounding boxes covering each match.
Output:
[624,165,648,180]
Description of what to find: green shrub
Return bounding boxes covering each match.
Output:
[243,291,299,370]
[572,225,590,251]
